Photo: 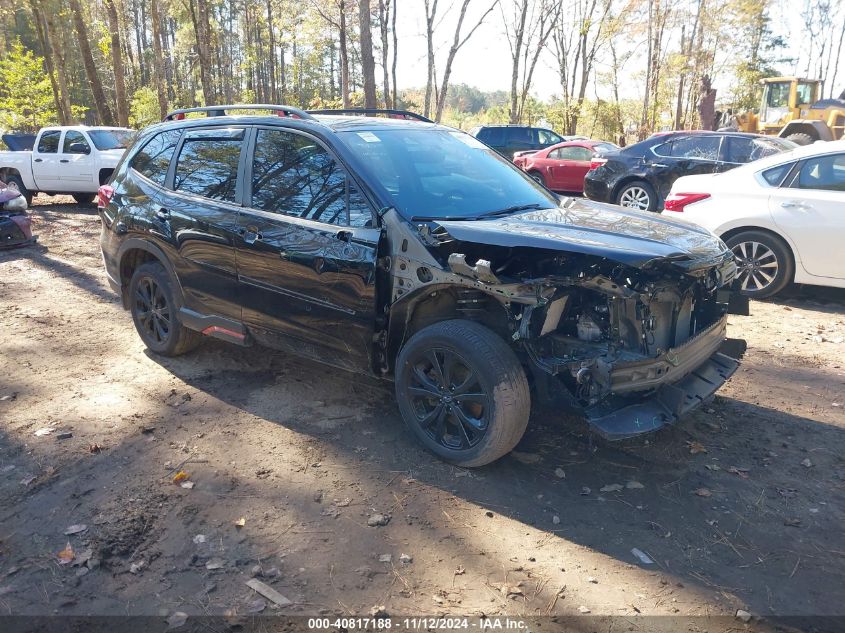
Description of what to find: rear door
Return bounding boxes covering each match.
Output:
[32,130,63,190]
[235,126,380,372]
[769,152,845,280]
[651,135,722,200]
[166,126,245,319]
[59,130,96,189]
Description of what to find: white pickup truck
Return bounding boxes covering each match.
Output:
[0,126,134,205]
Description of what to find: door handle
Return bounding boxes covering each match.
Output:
[34,158,43,163]
[155,208,171,222]
[239,226,263,244]
[60,159,69,163]
[780,201,809,210]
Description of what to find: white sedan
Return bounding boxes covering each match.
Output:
[664,140,845,298]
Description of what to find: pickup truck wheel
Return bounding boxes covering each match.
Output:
[129,262,201,356]
[4,175,32,207]
[725,230,794,298]
[395,319,530,467]
[72,193,96,205]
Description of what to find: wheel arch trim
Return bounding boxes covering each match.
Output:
[116,238,186,310]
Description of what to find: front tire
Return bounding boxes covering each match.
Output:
[129,261,201,356]
[395,320,531,467]
[725,230,794,298]
[616,180,656,211]
[72,193,97,205]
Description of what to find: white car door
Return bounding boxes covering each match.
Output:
[769,151,845,280]
[59,130,96,190]
[32,130,63,190]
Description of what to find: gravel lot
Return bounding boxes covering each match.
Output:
[1,197,844,631]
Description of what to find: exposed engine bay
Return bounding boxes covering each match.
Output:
[379,204,747,439]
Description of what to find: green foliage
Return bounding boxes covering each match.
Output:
[129,86,161,128]
[0,41,58,132]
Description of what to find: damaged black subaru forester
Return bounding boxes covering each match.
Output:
[99,105,747,467]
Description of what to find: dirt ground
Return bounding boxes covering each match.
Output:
[1,197,844,632]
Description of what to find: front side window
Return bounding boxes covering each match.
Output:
[89,129,133,150]
[131,130,182,186]
[251,129,371,227]
[538,129,563,145]
[793,154,845,192]
[62,131,90,154]
[507,127,536,145]
[554,146,593,161]
[37,131,61,153]
[174,128,244,202]
[726,136,790,164]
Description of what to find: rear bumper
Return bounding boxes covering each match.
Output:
[582,175,610,202]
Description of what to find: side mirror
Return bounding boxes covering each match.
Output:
[68,142,90,155]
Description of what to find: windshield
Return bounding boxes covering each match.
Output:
[336,128,558,219]
[88,129,134,151]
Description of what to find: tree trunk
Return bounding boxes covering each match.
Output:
[509,0,528,123]
[697,74,716,130]
[151,0,169,118]
[68,0,115,125]
[266,0,277,102]
[423,0,438,118]
[339,1,350,107]
[359,0,378,108]
[104,0,129,126]
[391,0,398,107]
[190,0,216,104]
[30,1,69,124]
[378,0,390,109]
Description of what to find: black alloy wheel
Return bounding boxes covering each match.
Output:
[404,347,489,450]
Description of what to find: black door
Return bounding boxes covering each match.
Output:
[164,126,247,320]
[235,127,380,372]
[650,135,722,200]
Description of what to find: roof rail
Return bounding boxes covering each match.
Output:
[163,104,316,121]
[306,108,433,123]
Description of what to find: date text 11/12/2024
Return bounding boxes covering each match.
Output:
[307,617,529,630]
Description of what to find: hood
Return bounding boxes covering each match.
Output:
[435,197,729,270]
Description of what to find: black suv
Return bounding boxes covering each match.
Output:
[584,131,795,211]
[100,105,747,467]
[470,125,564,159]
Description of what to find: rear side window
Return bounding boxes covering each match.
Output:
[554,146,593,161]
[250,129,371,227]
[761,163,793,186]
[37,131,61,153]
[174,128,244,202]
[662,136,721,160]
[131,130,182,186]
[478,127,504,145]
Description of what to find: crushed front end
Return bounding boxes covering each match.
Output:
[517,252,745,438]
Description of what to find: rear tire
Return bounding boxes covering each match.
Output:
[785,132,814,146]
[129,261,201,356]
[724,230,794,298]
[616,180,657,211]
[528,171,547,187]
[72,193,96,205]
[5,174,32,207]
[395,319,531,467]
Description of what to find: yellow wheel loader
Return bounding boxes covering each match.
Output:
[725,77,845,145]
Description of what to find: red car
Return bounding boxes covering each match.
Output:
[514,139,618,193]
